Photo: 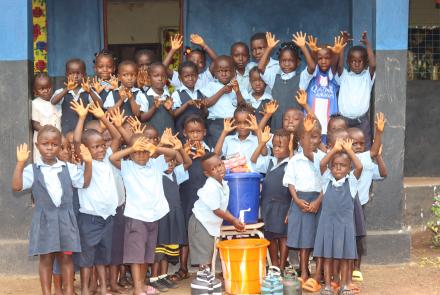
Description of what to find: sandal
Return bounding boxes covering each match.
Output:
[349,283,361,294]
[320,286,334,295]
[352,270,363,282]
[303,278,322,292]
[169,268,190,281]
[331,281,340,292]
[338,285,355,295]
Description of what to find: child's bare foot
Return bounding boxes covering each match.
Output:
[109,284,129,294]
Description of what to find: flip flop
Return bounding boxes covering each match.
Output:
[349,283,361,294]
[169,268,190,281]
[320,286,334,295]
[352,270,363,282]
[331,281,340,292]
[338,285,355,295]
[303,278,322,292]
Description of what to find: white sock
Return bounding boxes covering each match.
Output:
[150,277,159,282]
[159,274,167,279]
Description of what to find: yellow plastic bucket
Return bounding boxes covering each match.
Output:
[217,238,270,294]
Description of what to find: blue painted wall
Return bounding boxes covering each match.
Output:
[184,0,352,61]
[375,0,409,50]
[46,0,103,76]
[0,0,32,60]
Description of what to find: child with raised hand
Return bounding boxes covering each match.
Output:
[92,49,117,105]
[282,116,324,288]
[109,131,177,295]
[150,129,192,292]
[189,152,245,270]
[103,60,148,118]
[214,103,265,171]
[202,55,245,146]
[258,33,302,130]
[140,62,175,135]
[12,126,92,295]
[251,127,292,270]
[231,41,253,93]
[243,67,273,124]
[337,31,376,149]
[51,58,102,134]
[248,32,280,79]
[314,138,363,295]
[296,32,346,143]
[70,100,121,295]
[32,73,62,162]
[171,61,207,139]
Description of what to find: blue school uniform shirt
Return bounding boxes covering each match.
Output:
[300,67,339,134]
[201,81,238,119]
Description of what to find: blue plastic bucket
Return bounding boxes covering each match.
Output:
[224,172,262,225]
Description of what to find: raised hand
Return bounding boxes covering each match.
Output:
[292,31,307,48]
[88,101,105,119]
[303,114,316,132]
[246,114,259,132]
[163,97,173,111]
[169,132,183,150]
[108,107,126,127]
[306,35,320,52]
[171,33,183,50]
[190,33,205,47]
[120,87,133,101]
[132,136,149,152]
[340,31,352,44]
[342,138,353,151]
[70,99,89,119]
[145,142,157,155]
[127,116,143,133]
[375,112,386,133]
[137,70,149,88]
[193,141,206,159]
[79,144,92,162]
[266,32,280,49]
[81,77,92,93]
[64,76,77,91]
[92,76,105,94]
[295,90,307,106]
[327,36,347,54]
[160,128,174,146]
[223,118,236,133]
[109,75,119,90]
[261,100,279,116]
[360,31,370,46]
[333,138,344,152]
[261,126,271,143]
[153,97,162,108]
[16,143,30,163]
[230,79,239,93]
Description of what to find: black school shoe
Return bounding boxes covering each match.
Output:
[150,279,169,292]
[159,276,178,289]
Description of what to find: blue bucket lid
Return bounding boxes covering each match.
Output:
[224,172,262,180]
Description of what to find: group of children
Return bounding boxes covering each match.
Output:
[13,29,387,295]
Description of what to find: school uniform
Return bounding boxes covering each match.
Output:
[254,156,290,239]
[76,149,118,267]
[170,69,215,91]
[31,97,62,162]
[21,160,84,256]
[313,172,358,259]
[222,133,259,171]
[51,88,97,134]
[189,177,229,265]
[103,86,148,117]
[201,81,239,147]
[171,85,206,139]
[235,63,254,94]
[121,155,169,264]
[243,91,273,124]
[249,58,280,94]
[300,68,339,140]
[283,153,322,248]
[96,80,113,105]
[145,87,174,135]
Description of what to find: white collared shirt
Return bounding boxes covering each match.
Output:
[121,155,170,222]
[163,164,189,184]
[78,148,118,219]
[171,69,215,91]
[235,63,254,94]
[243,91,273,109]
[106,149,126,206]
[249,58,280,93]
[262,69,297,90]
[32,97,62,128]
[51,87,97,105]
[356,151,383,205]
[103,87,149,112]
[222,133,259,171]
[193,177,229,236]
[22,159,84,207]
[201,81,238,119]
[253,155,289,174]
[146,87,170,100]
[323,171,358,199]
[337,68,375,119]
[283,152,322,192]
[171,85,202,109]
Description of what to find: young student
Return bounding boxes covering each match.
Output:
[202,55,245,146]
[251,127,292,270]
[164,33,217,90]
[140,62,175,135]
[231,41,253,93]
[12,126,92,295]
[109,134,177,295]
[259,33,302,130]
[297,32,346,143]
[150,131,192,292]
[71,100,121,295]
[134,49,157,94]
[337,32,376,149]
[315,138,363,295]
[283,117,324,287]
[170,115,211,281]
[92,49,117,105]
[51,58,102,134]
[214,103,264,171]
[243,67,273,124]
[189,152,245,269]
[32,73,62,162]
[103,60,149,118]
[171,61,207,138]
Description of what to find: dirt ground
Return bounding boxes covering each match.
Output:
[1,231,439,295]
